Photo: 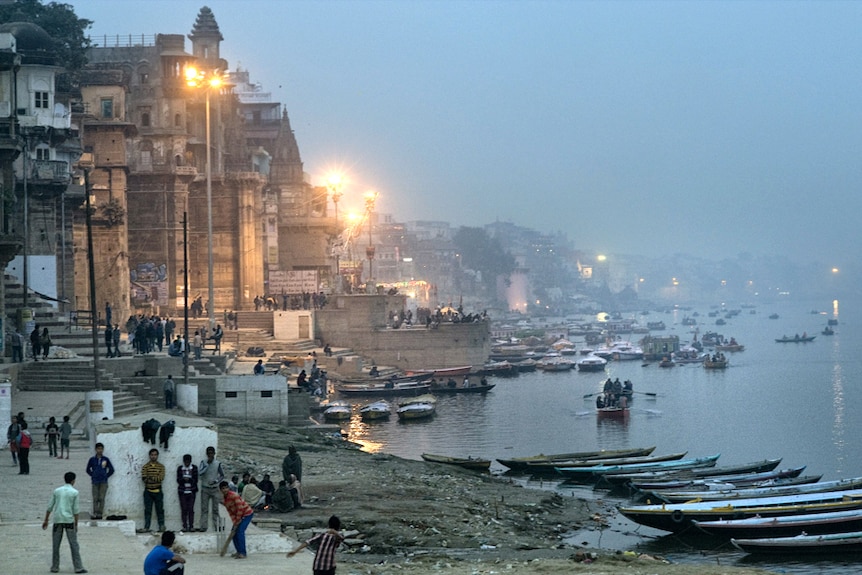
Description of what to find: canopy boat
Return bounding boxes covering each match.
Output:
[732,531,862,554]
[496,446,656,472]
[695,508,862,539]
[322,400,352,422]
[336,379,431,396]
[359,400,391,421]
[775,335,816,343]
[576,354,607,372]
[646,476,862,504]
[557,453,718,481]
[618,488,862,533]
[524,451,687,474]
[405,365,472,377]
[421,453,491,471]
[396,394,437,421]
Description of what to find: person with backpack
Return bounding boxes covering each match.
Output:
[17,421,33,474]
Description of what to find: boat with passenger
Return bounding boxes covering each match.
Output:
[776,334,816,343]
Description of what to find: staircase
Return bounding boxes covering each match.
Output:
[17,359,123,391]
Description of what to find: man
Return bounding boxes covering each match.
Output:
[287,515,343,574]
[144,530,186,575]
[253,359,265,375]
[271,480,293,512]
[10,328,23,362]
[59,415,72,459]
[197,446,224,532]
[219,480,254,559]
[163,375,175,409]
[192,330,203,361]
[141,448,166,532]
[104,301,112,329]
[85,443,115,519]
[211,324,223,355]
[176,454,198,533]
[6,414,20,465]
[104,325,114,358]
[112,324,122,357]
[282,445,303,483]
[16,421,32,474]
[30,324,41,361]
[43,471,88,574]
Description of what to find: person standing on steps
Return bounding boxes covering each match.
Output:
[163,375,175,409]
[176,454,198,533]
[16,421,32,474]
[85,442,114,520]
[29,324,41,361]
[43,471,88,574]
[104,324,114,358]
[197,446,224,532]
[112,324,122,357]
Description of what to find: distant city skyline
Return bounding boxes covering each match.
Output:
[70,0,861,271]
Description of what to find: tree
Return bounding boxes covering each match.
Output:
[453,226,516,299]
[0,0,92,71]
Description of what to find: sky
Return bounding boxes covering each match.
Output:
[69,0,862,266]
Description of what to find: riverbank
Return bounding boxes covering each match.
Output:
[216,419,777,575]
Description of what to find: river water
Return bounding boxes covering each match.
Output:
[330,297,862,573]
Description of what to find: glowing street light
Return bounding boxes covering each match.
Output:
[327,173,344,292]
[364,190,378,289]
[185,66,223,329]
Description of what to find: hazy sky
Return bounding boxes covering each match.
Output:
[70,0,861,265]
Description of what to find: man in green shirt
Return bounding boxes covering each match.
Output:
[43,471,87,574]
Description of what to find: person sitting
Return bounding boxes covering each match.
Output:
[369,365,379,377]
[447,378,457,388]
[241,477,266,510]
[623,380,633,393]
[258,473,275,507]
[167,337,183,357]
[144,530,186,575]
[296,370,308,389]
[272,480,293,512]
[596,395,605,409]
[287,473,303,510]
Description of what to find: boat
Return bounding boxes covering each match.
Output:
[526,451,687,474]
[322,400,352,422]
[715,340,745,352]
[404,366,472,377]
[618,488,862,533]
[630,473,821,495]
[646,476,862,503]
[828,318,838,326]
[334,372,433,385]
[768,313,780,319]
[672,348,707,364]
[576,354,607,372]
[611,344,644,361]
[703,358,728,369]
[775,335,816,343]
[557,454,719,481]
[477,360,517,377]
[496,446,657,472]
[359,400,391,421]
[421,453,492,471]
[596,406,629,420]
[658,357,674,368]
[512,358,538,372]
[732,531,862,554]
[695,508,862,539]
[336,379,431,396]
[536,354,575,371]
[429,380,496,394]
[625,465,808,490]
[822,327,835,335]
[647,321,666,330]
[396,394,437,420]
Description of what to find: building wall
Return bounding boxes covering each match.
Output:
[215,375,289,423]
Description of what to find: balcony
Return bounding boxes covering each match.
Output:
[19,160,71,185]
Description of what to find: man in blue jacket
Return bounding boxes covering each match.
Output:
[85,443,115,520]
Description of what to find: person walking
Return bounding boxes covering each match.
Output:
[163,375,175,409]
[197,446,223,532]
[211,324,223,355]
[104,325,113,358]
[85,442,115,519]
[141,448,166,532]
[176,454,198,533]
[144,530,185,575]
[287,515,344,573]
[282,445,303,483]
[7,414,20,465]
[219,480,254,559]
[43,471,88,574]
[59,416,72,459]
[10,328,23,362]
[104,301,112,329]
[192,330,202,361]
[45,416,60,458]
[29,324,41,361]
[16,421,32,474]
[41,326,52,359]
[112,324,122,357]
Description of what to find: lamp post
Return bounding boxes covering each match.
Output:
[326,174,343,292]
[182,212,190,387]
[185,66,222,330]
[364,190,378,291]
[77,154,101,390]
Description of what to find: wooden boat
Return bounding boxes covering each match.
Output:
[322,400,352,422]
[525,451,687,474]
[421,453,491,471]
[775,335,816,343]
[697,509,862,539]
[647,476,862,504]
[596,406,629,420]
[600,459,782,488]
[703,358,728,369]
[618,488,862,533]
[477,360,517,377]
[334,372,433,385]
[336,379,431,396]
[512,358,538,372]
[632,474,822,496]
[625,465,807,490]
[497,446,656,472]
[822,327,835,335]
[576,354,607,372]
[536,355,575,371]
[658,358,674,368]
[732,531,862,554]
[429,381,496,394]
[359,400,391,421]
[715,343,745,352]
[768,313,780,319]
[405,366,472,377]
[557,454,718,481]
[397,394,437,420]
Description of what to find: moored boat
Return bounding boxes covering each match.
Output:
[405,365,472,377]
[624,465,808,490]
[536,355,575,371]
[775,335,816,343]
[429,380,496,394]
[322,400,352,422]
[576,354,607,372]
[421,453,491,471]
[695,509,862,539]
[557,453,718,481]
[359,400,391,421]
[525,451,686,474]
[732,531,862,554]
[496,446,656,472]
[396,394,437,420]
[336,379,431,396]
[647,476,862,503]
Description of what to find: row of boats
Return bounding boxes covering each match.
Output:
[322,394,439,422]
[496,445,862,554]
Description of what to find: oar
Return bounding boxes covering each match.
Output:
[583,391,601,399]
[632,391,658,397]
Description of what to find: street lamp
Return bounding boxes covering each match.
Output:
[364,190,378,290]
[326,173,343,292]
[185,66,222,330]
[76,153,101,390]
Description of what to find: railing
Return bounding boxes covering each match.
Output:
[69,309,96,331]
[91,34,157,48]
[17,160,71,184]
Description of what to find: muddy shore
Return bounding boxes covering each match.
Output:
[217,419,776,575]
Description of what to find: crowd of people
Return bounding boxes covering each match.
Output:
[253,291,328,312]
[596,377,633,409]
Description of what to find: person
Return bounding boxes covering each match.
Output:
[111,324,122,357]
[211,324,223,355]
[463,375,470,388]
[282,445,303,483]
[271,480,293,512]
[253,359,265,375]
[141,448,166,532]
[258,473,275,507]
[30,324,41,361]
[143,530,186,575]
[43,471,88,574]
[45,416,60,458]
[41,326,52,359]
[198,446,224,532]
[241,477,265,509]
[176,454,198,532]
[59,415,72,459]
[85,442,115,519]
[167,337,183,357]
[163,375,175,409]
[288,473,303,510]
[192,330,202,361]
[219,480,254,559]
[323,343,332,357]
[287,515,344,574]
[104,325,114,358]
[10,328,23,362]
[16,421,32,474]
[369,365,379,377]
[596,395,605,409]
[7,414,20,465]
[104,301,112,329]
[296,370,308,389]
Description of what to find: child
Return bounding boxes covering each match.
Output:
[44,416,60,458]
[58,415,72,459]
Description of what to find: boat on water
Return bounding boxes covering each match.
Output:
[646,476,862,504]
[828,318,839,326]
[732,530,862,554]
[695,508,862,539]
[536,354,575,371]
[322,400,352,422]
[630,473,821,495]
[359,400,391,421]
[672,348,707,364]
[618,488,862,533]
[421,453,491,471]
[429,380,496,394]
[715,339,745,352]
[775,335,816,343]
[496,446,657,472]
[625,465,808,491]
[336,379,431,396]
[658,357,674,368]
[477,360,517,377]
[525,451,687,474]
[404,366,472,377]
[512,358,538,372]
[396,394,437,421]
[603,458,782,489]
[768,313,780,319]
[822,327,835,335]
[596,406,629,420]
[576,354,607,372]
[704,357,728,369]
[647,321,666,330]
[557,454,719,481]
[334,372,433,385]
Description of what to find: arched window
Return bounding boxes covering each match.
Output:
[141,112,150,127]
[174,113,181,127]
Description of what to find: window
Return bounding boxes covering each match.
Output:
[35,91,49,109]
[36,148,50,160]
[261,390,273,398]
[174,113,181,127]
[100,98,114,119]
[225,391,238,398]
[140,72,149,84]
[141,112,150,127]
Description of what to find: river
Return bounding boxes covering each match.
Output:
[330,296,862,573]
